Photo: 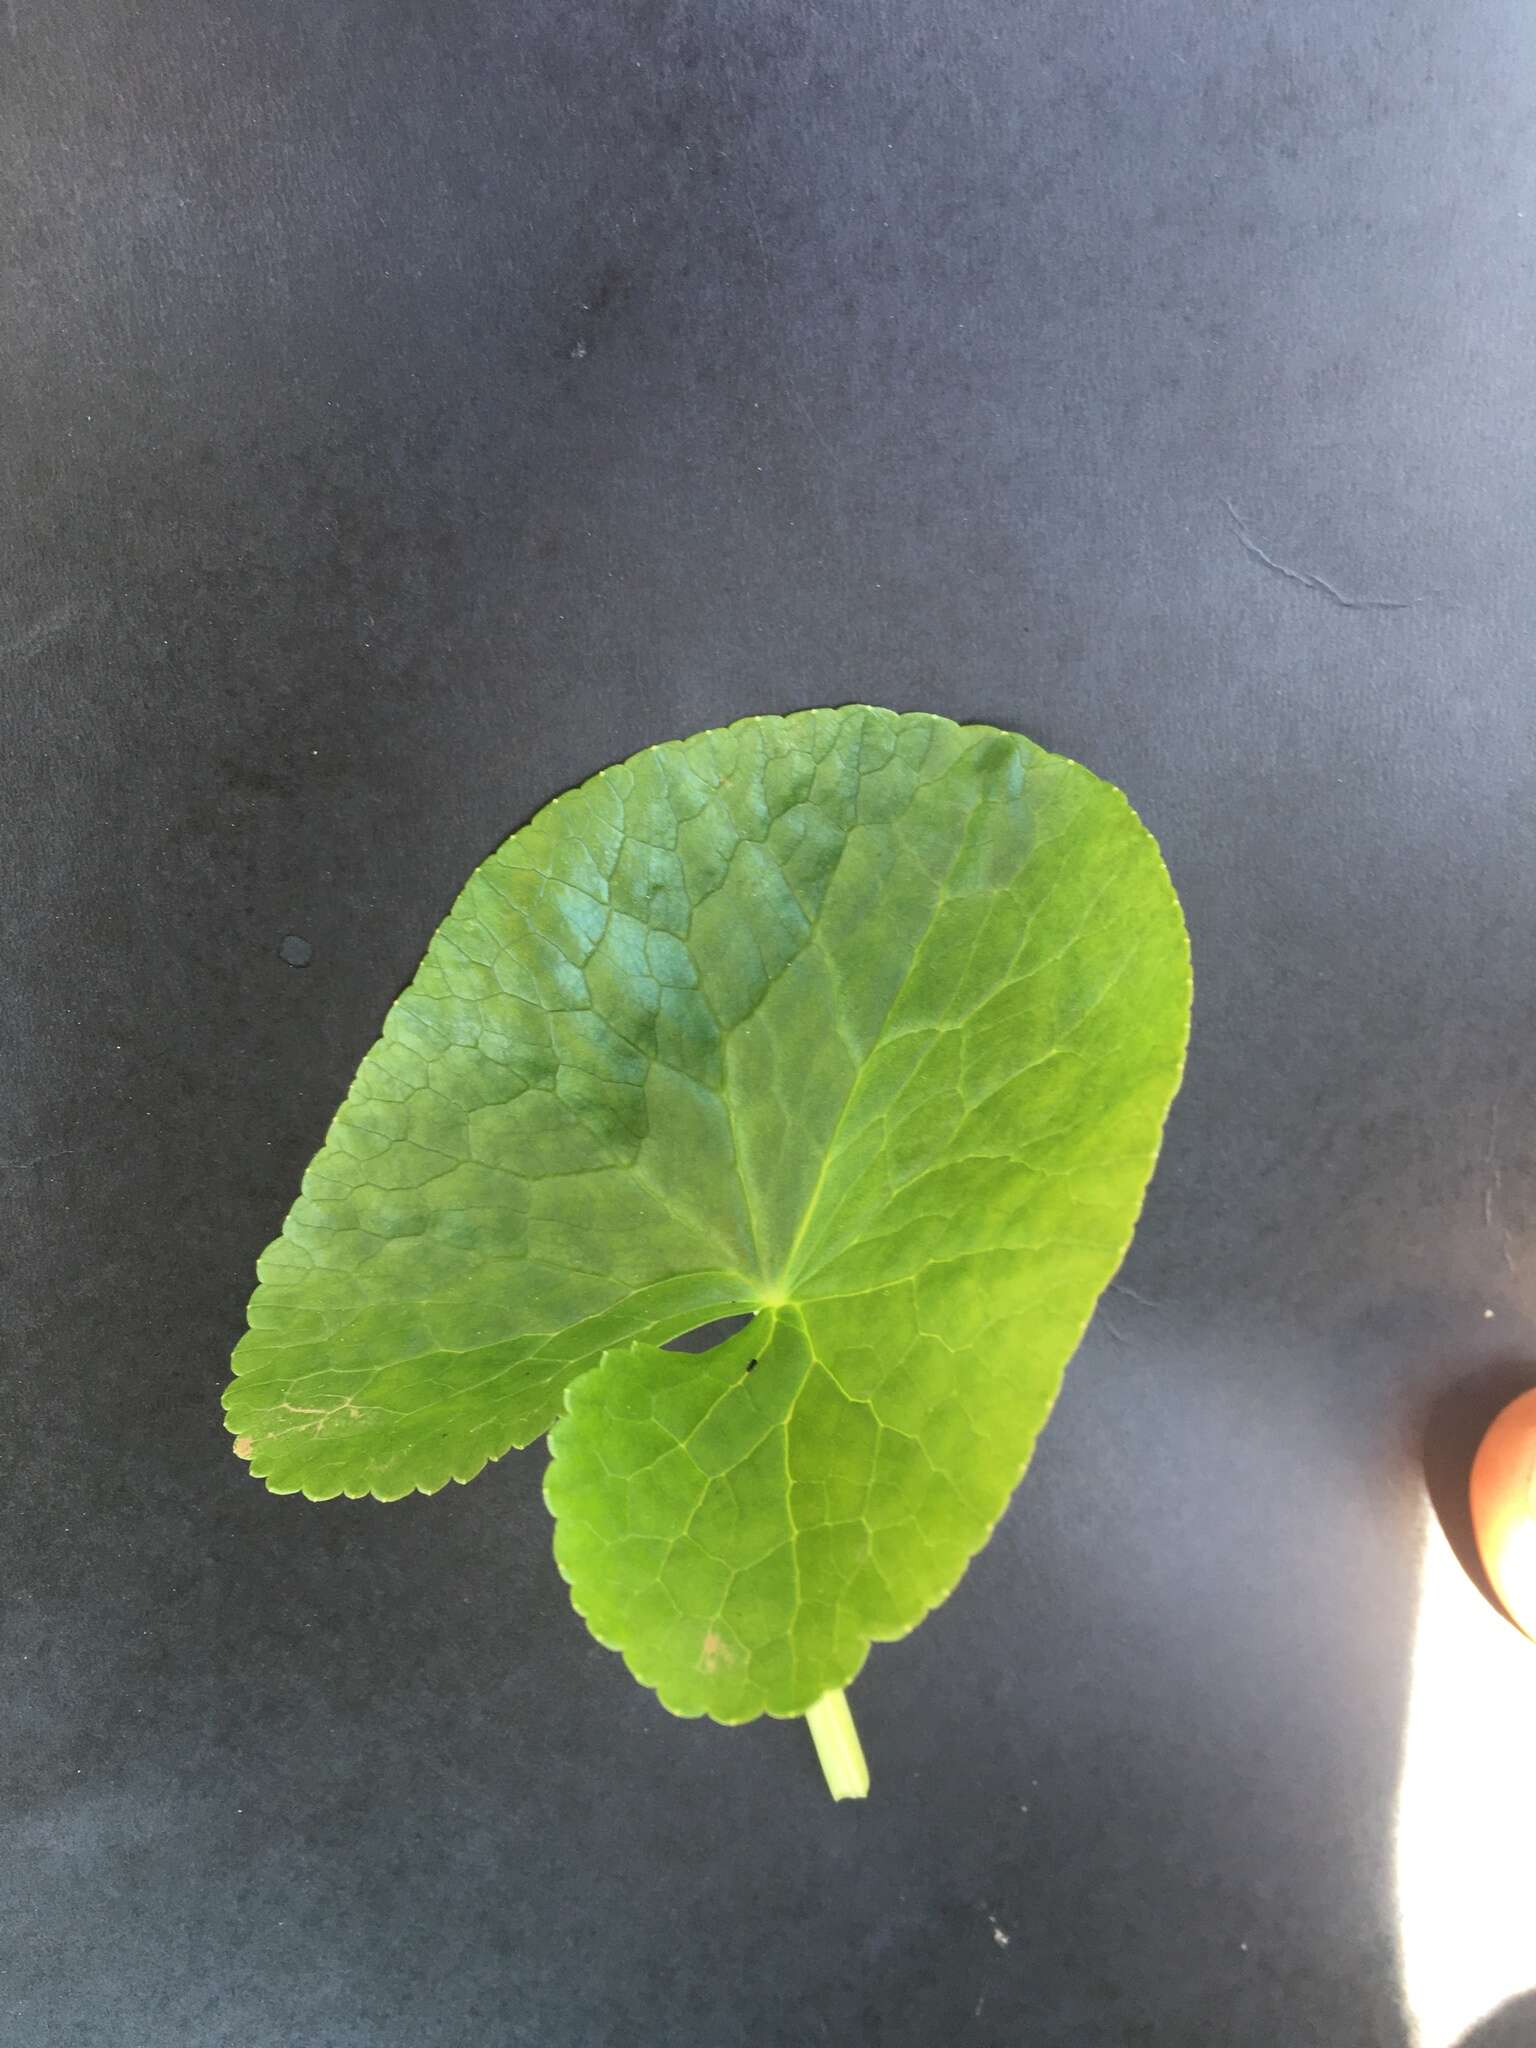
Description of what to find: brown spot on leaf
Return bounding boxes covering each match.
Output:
[232,1436,254,1460]
[698,1628,736,1674]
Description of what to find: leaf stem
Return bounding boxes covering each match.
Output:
[804,1688,869,1801]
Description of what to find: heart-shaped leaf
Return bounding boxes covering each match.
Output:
[226,707,1189,1725]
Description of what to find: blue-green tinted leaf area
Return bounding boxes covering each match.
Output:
[226,708,1190,1720]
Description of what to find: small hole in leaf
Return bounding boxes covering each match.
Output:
[663,1312,753,1355]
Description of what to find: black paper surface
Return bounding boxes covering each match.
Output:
[7,5,1536,2042]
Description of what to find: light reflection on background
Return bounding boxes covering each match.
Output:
[1394,1508,1536,2048]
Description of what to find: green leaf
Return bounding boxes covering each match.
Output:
[225,707,1189,1722]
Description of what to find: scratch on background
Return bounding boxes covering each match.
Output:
[1223,499,1413,611]
[1483,1103,1517,1275]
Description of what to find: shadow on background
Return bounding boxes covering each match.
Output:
[1458,1991,1536,2045]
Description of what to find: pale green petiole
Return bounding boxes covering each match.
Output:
[804,1687,869,1800]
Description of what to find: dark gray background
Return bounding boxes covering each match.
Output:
[6,2,1536,2043]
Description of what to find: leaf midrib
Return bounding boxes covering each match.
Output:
[758,813,986,1301]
